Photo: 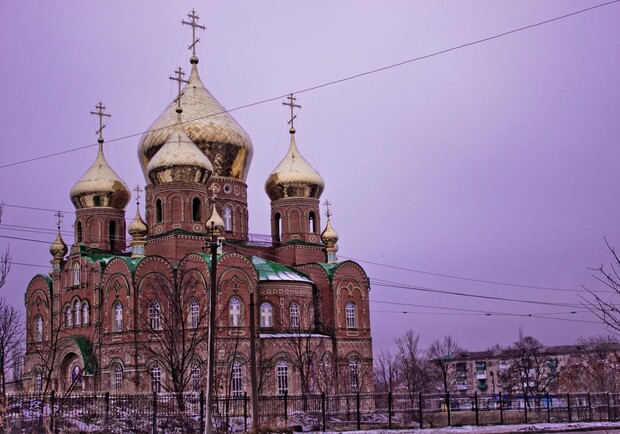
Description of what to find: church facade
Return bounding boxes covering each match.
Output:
[23,11,373,397]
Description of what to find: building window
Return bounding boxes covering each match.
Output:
[276,360,288,395]
[73,262,80,286]
[71,364,82,386]
[309,211,316,233]
[114,364,123,391]
[349,357,359,393]
[150,301,162,330]
[224,206,233,232]
[34,369,42,392]
[274,213,281,242]
[65,305,72,328]
[289,301,300,329]
[76,221,83,243]
[191,361,200,391]
[308,303,315,326]
[229,297,241,327]
[74,300,81,326]
[231,360,243,397]
[35,315,43,342]
[82,302,89,325]
[192,198,201,221]
[156,199,163,223]
[109,221,116,251]
[260,302,273,328]
[345,301,356,329]
[114,302,123,332]
[189,298,199,328]
[151,364,162,393]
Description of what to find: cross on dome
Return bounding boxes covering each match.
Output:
[283,93,301,129]
[182,9,206,57]
[90,102,111,141]
[169,67,189,110]
[209,183,219,201]
[133,186,142,206]
[323,200,332,219]
[54,211,63,230]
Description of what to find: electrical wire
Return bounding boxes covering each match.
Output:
[1,0,618,171]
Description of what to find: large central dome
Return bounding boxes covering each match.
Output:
[138,61,253,182]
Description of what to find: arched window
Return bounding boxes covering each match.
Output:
[189,299,199,328]
[35,315,43,342]
[151,364,162,393]
[349,357,359,393]
[114,364,123,391]
[260,302,273,328]
[345,301,356,329]
[113,302,123,332]
[289,301,300,329]
[150,301,162,330]
[156,199,163,223]
[224,206,233,232]
[276,360,288,395]
[34,369,42,392]
[76,221,83,243]
[74,300,81,326]
[65,305,72,328]
[191,361,200,391]
[109,221,116,251]
[192,198,201,221]
[82,301,89,325]
[274,213,281,242]
[309,211,316,233]
[229,297,241,327]
[71,364,82,386]
[231,360,243,397]
[73,262,80,286]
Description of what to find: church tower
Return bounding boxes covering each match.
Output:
[69,103,129,253]
[265,94,325,245]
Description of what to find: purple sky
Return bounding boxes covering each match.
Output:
[2,1,620,355]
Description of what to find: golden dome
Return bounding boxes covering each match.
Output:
[138,64,253,182]
[206,204,225,237]
[128,208,148,239]
[321,219,339,248]
[265,128,325,201]
[146,126,213,185]
[70,141,130,210]
[49,231,68,260]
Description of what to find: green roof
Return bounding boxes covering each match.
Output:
[250,256,313,283]
[82,252,143,274]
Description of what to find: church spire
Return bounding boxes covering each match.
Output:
[128,186,147,258]
[321,200,339,264]
[49,211,67,272]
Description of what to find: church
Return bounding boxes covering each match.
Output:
[23,10,373,397]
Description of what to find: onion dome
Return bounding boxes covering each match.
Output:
[265,128,325,201]
[49,231,68,260]
[321,219,339,248]
[70,140,130,210]
[128,208,148,239]
[138,63,253,182]
[206,204,225,237]
[146,124,213,185]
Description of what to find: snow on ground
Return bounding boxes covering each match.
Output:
[327,421,620,433]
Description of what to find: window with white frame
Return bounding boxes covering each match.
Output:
[191,361,200,391]
[114,302,123,332]
[276,360,288,395]
[349,357,359,393]
[65,305,72,328]
[289,301,300,329]
[82,301,89,325]
[231,360,243,397]
[345,301,356,329]
[151,364,162,392]
[74,300,81,326]
[73,262,80,286]
[229,297,241,327]
[114,364,123,391]
[260,302,273,328]
[35,315,43,342]
[189,298,199,328]
[224,206,233,232]
[150,301,162,330]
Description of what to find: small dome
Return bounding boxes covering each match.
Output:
[206,205,225,237]
[146,128,213,185]
[128,208,148,239]
[321,219,339,248]
[265,128,325,201]
[138,64,253,182]
[70,141,130,210]
[49,231,68,260]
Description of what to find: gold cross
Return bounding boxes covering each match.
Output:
[323,200,332,219]
[90,102,111,140]
[209,184,219,201]
[169,67,189,108]
[283,93,301,129]
[134,185,142,205]
[182,9,206,56]
[55,211,64,230]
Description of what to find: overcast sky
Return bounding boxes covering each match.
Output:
[1,1,620,355]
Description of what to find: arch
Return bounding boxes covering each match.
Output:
[288,208,301,233]
[34,314,43,342]
[260,302,273,328]
[150,363,162,392]
[112,362,123,391]
[276,359,289,395]
[170,195,183,222]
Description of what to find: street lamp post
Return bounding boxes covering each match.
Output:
[205,222,218,434]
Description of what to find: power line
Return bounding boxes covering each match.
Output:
[1,0,618,170]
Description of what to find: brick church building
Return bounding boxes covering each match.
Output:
[23,11,373,397]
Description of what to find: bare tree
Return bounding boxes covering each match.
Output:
[396,330,431,396]
[0,203,11,290]
[0,298,23,395]
[427,335,461,395]
[11,344,24,391]
[373,349,398,393]
[583,239,620,332]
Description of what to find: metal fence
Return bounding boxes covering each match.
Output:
[3,390,620,433]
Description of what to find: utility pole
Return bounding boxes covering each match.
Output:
[205,221,218,434]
